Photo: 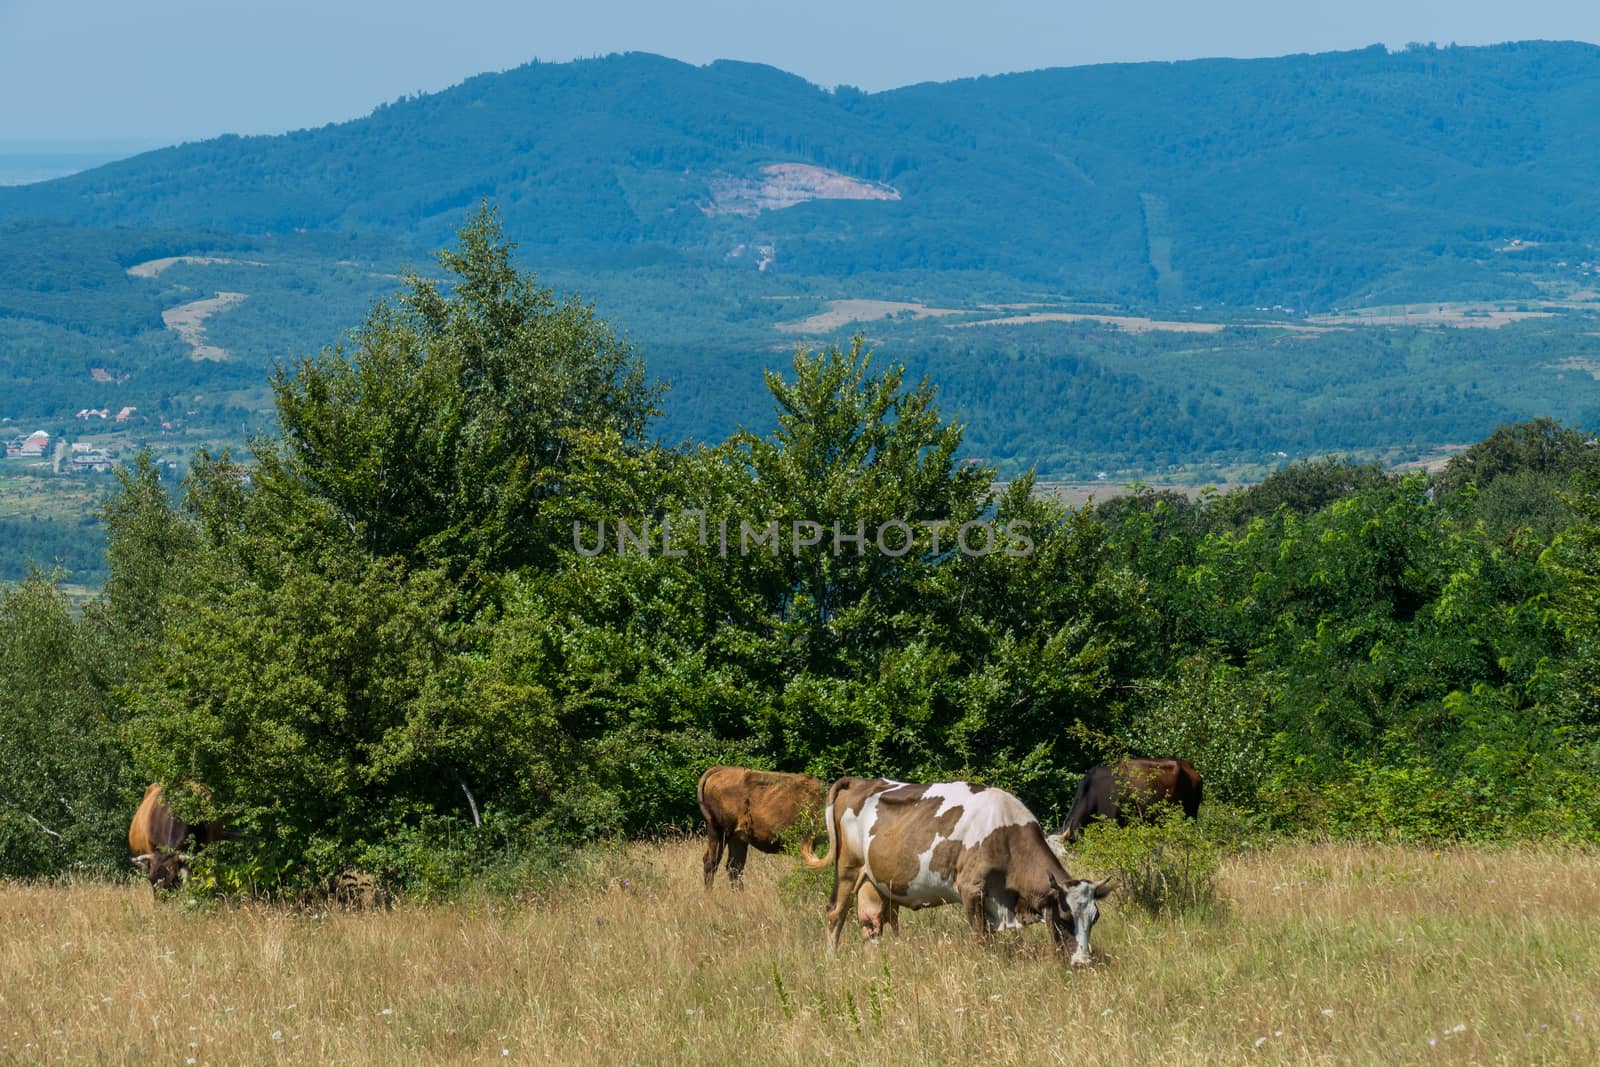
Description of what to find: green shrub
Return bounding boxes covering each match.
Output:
[1125,657,1272,807]
[1069,805,1221,919]
[1196,801,1277,852]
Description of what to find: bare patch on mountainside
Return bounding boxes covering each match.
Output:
[705,164,899,217]
[125,255,268,278]
[1309,303,1555,328]
[777,299,962,334]
[953,311,1229,334]
[778,300,1337,336]
[162,292,247,361]
[1546,357,1600,381]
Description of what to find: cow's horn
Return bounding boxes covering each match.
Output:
[1046,871,1060,890]
[1093,877,1116,898]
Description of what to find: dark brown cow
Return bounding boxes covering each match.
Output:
[128,782,240,890]
[1059,757,1204,843]
[804,778,1113,964]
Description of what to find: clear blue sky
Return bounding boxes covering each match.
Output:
[3,0,1599,147]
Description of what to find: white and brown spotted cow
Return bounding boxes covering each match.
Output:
[804,777,1113,964]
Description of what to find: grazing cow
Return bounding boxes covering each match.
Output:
[697,766,828,888]
[697,765,895,939]
[128,782,240,890]
[803,778,1113,964]
[1059,758,1204,843]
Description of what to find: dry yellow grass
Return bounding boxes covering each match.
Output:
[3,841,1598,1065]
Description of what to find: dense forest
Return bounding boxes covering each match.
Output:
[4,211,1598,893]
[4,43,1600,309]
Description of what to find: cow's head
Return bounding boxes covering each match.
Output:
[132,850,192,891]
[1048,871,1114,966]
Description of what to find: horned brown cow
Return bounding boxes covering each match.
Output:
[128,782,241,890]
[1059,757,1204,843]
[804,777,1113,964]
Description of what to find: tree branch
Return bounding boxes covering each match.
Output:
[450,769,481,829]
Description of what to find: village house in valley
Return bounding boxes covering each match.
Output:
[4,429,50,458]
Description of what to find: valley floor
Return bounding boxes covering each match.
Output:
[2,840,1597,1064]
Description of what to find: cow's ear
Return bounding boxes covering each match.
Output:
[1046,871,1060,891]
[1093,878,1115,899]
[132,854,154,875]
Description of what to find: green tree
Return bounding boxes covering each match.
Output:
[0,573,134,876]
[269,203,662,589]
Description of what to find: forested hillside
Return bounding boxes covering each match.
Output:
[4,212,1599,892]
[4,42,1600,308]
[9,44,1600,592]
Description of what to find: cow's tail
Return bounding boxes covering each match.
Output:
[801,778,843,870]
[696,766,717,830]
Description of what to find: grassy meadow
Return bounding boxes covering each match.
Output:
[2,839,1598,1065]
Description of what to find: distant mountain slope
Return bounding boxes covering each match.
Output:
[3,43,1600,310]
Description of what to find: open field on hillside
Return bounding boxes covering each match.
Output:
[1308,302,1559,328]
[3,840,1597,1065]
[952,310,1235,334]
[124,256,270,280]
[776,298,965,333]
[0,467,106,519]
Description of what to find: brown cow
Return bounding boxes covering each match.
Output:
[128,782,240,890]
[804,778,1113,964]
[697,765,895,940]
[1059,757,1204,843]
[697,766,827,888]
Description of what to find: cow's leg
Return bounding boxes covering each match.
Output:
[961,887,993,943]
[702,821,726,890]
[826,867,866,956]
[725,836,751,888]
